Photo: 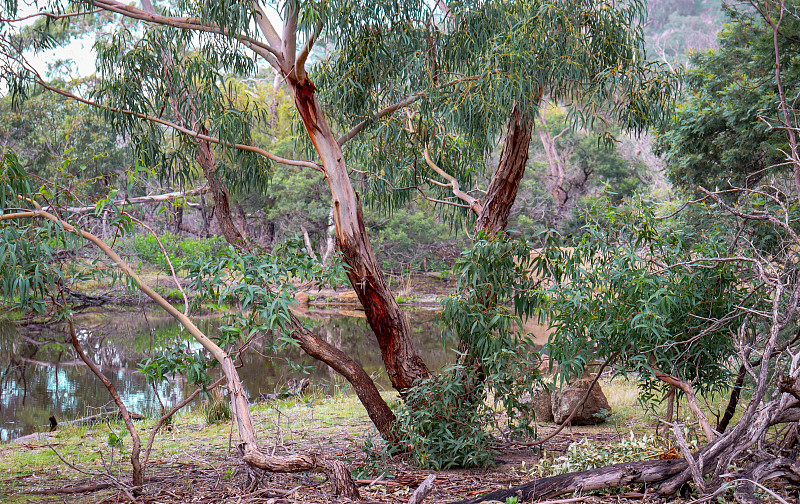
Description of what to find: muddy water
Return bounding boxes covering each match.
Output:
[0,307,455,442]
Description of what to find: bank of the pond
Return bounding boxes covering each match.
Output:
[0,306,457,442]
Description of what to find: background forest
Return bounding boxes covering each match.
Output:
[0,0,723,278]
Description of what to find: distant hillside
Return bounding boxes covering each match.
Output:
[645,0,725,65]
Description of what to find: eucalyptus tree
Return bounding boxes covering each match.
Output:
[1,0,672,390]
[457,2,800,501]
[0,2,677,483]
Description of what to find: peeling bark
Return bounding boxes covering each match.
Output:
[288,316,398,441]
[289,79,430,393]
[243,451,359,499]
[196,125,248,249]
[455,459,688,504]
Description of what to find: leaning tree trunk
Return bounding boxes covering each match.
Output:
[196,125,248,248]
[288,317,398,440]
[288,80,430,393]
[154,29,400,438]
[475,104,533,235]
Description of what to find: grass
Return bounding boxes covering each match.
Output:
[0,390,394,500]
[0,375,752,503]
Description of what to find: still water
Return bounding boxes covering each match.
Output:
[0,307,454,442]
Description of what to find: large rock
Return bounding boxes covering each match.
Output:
[551,376,611,425]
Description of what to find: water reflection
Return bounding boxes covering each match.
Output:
[0,307,453,441]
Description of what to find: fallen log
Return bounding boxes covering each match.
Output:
[454,459,688,504]
[243,450,359,499]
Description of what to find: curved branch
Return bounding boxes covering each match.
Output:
[423,144,483,214]
[337,92,426,146]
[92,0,281,67]
[33,78,322,171]
[0,9,103,22]
[654,369,717,443]
[68,317,143,488]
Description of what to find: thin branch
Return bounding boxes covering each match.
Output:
[654,369,717,443]
[68,316,143,487]
[0,9,103,22]
[296,16,325,79]
[423,144,483,215]
[521,355,615,446]
[92,0,281,67]
[338,92,427,146]
[43,186,207,214]
[129,216,189,316]
[142,375,225,466]
[31,75,322,171]
[700,187,800,246]
[767,0,800,205]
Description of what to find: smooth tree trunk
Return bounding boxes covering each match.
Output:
[288,80,430,393]
[537,114,570,209]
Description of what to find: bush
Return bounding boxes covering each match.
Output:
[202,390,232,425]
[532,432,670,477]
[396,366,495,470]
[125,232,227,271]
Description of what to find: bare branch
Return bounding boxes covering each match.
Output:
[0,9,102,22]
[296,16,325,80]
[44,186,207,214]
[700,187,800,247]
[281,0,298,76]
[92,0,281,67]
[31,74,322,171]
[254,2,283,54]
[338,92,426,146]
[653,369,717,443]
[423,144,483,215]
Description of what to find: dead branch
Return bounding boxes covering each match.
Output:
[67,317,144,489]
[454,459,689,504]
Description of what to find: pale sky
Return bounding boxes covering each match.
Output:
[21,3,284,81]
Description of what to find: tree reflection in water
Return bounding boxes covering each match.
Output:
[0,307,452,441]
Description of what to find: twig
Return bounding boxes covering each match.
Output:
[407,474,435,504]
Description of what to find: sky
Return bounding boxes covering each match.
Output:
[18,3,284,80]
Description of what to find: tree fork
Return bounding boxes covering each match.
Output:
[289,79,430,393]
[287,316,398,441]
[0,209,360,497]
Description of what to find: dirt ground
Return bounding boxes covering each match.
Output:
[3,388,797,504]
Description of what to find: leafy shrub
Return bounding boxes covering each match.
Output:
[396,366,495,470]
[125,232,226,271]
